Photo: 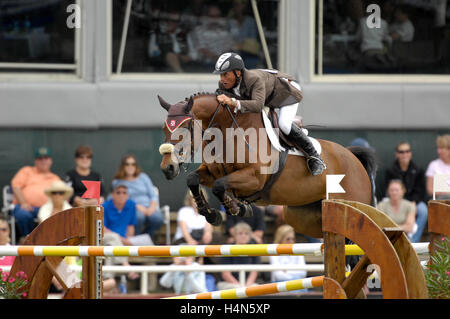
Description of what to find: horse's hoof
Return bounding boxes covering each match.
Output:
[238,203,253,218]
[205,209,223,226]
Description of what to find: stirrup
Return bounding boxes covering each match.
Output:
[306,156,326,176]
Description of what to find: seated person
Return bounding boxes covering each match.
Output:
[112,154,163,243]
[102,183,139,281]
[389,6,414,42]
[425,134,450,200]
[377,180,416,239]
[11,147,61,238]
[173,190,213,245]
[64,145,106,207]
[217,222,260,290]
[225,204,265,244]
[37,181,73,223]
[270,224,308,292]
[159,256,207,295]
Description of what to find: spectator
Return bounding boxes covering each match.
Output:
[217,222,260,290]
[159,256,207,295]
[64,145,106,207]
[102,183,139,281]
[147,10,195,72]
[228,0,260,68]
[377,180,416,238]
[225,204,265,244]
[355,10,394,71]
[112,154,163,243]
[173,190,213,245]
[37,181,73,223]
[426,134,450,200]
[270,224,307,291]
[11,147,61,238]
[0,217,15,267]
[385,141,427,243]
[189,5,234,70]
[389,6,414,42]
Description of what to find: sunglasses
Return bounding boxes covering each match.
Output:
[51,191,65,195]
[124,162,136,166]
[396,150,411,154]
[77,155,92,159]
[114,191,128,195]
[0,227,8,232]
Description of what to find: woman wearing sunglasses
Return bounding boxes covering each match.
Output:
[112,154,163,243]
[37,180,74,223]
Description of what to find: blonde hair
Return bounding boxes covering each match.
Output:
[274,224,295,244]
[233,222,252,235]
[436,135,450,149]
[183,189,208,206]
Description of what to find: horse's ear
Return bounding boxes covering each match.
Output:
[185,96,194,113]
[158,95,171,112]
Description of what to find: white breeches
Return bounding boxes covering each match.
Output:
[278,80,302,135]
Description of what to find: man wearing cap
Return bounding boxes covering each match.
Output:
[10,147,61,238]
[213,52,326,176]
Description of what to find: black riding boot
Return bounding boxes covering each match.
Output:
[288,123,326,176]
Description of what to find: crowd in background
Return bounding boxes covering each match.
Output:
[1,133,449,295]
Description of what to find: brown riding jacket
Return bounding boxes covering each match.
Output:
[218,68,303,113]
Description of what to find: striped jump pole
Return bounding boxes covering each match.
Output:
[0,243,429,257]
[165,276,324,299]
[0,243,354,257]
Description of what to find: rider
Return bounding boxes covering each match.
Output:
[213,52,326,176]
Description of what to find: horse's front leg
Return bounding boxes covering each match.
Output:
[212,167,261,218]
[187,164,223,226]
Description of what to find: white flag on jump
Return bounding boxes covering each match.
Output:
[433,174,450,200]
[326,174,346,199]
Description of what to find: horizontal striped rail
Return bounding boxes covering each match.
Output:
[165,276,325,299]
[0,243,429,257]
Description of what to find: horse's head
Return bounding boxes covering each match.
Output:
[158,95,194,180]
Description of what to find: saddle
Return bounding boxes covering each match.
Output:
[266,108,304,151]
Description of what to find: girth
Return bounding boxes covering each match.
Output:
[239,149,289,203]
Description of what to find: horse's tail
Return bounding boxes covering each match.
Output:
[347,146,378,206]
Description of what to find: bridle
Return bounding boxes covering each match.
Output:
[163,96,249,172]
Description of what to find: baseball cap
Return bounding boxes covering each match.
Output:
[35,147,51,159]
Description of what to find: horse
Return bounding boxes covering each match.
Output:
[158,93,376,238]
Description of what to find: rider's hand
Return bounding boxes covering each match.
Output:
[217,94,232,106]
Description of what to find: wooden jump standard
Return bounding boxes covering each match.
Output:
[427,200,450,256]
[322,199,428,299]
[8,206,104,299]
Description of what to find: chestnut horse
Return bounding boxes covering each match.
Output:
[158,93,375,238]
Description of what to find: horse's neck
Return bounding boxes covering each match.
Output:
[192,95,264,130]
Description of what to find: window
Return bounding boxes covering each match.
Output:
[315,0,450,75]
[0,0,78,73]
[111,0,279,74]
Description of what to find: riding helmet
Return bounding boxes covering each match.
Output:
[213,52,245,74]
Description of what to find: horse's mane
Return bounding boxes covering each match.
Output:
[184,92,216,102]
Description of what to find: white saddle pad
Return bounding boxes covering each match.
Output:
[262,108,322,157]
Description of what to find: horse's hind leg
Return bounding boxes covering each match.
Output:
[284,201,323,238]
[187,167,222,226]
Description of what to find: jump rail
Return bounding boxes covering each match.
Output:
[0,243,429,257]
[165,276,325,299]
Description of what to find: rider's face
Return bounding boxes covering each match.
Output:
[220,70,241,89]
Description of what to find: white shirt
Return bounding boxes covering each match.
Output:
[357,17,390,52]
[390,20,415,42]
[269,255,307,282]
[174,206,208,242]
